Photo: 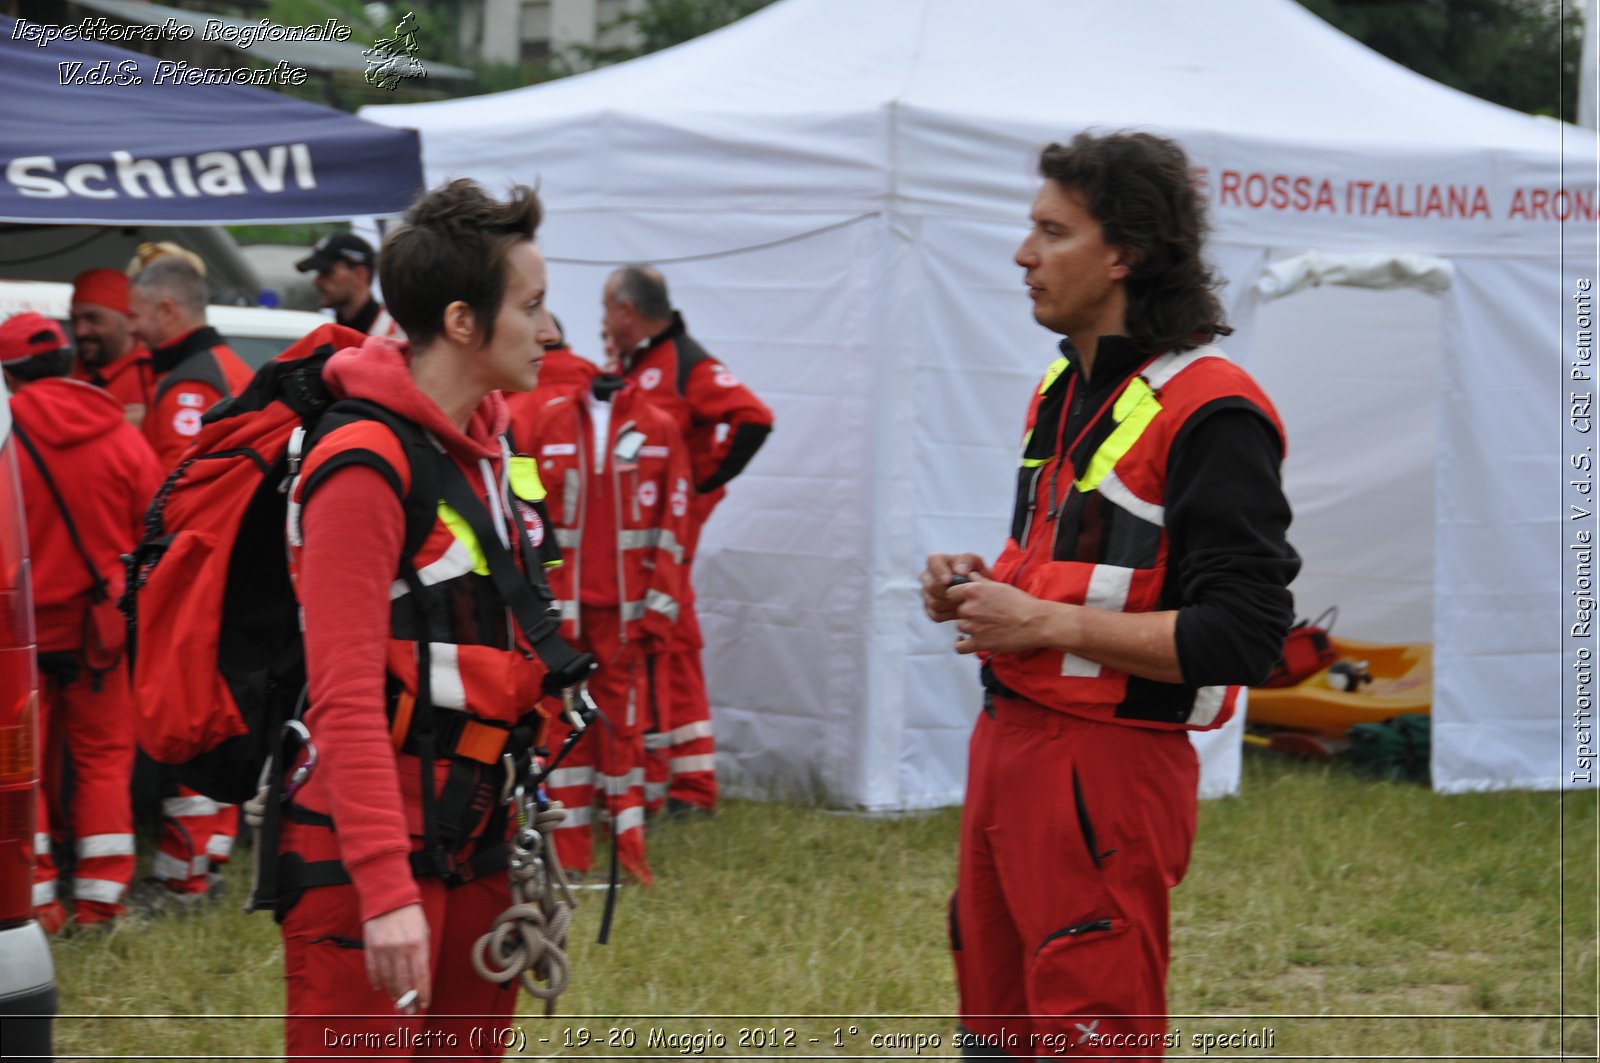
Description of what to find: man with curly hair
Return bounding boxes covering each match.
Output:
[923,132,1300,1057]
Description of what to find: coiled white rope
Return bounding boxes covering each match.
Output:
[471,801,578,1014]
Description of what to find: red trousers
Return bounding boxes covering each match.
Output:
[952,696,1198,1059]
[33,661,137,925]
[648,501,718,812]
[280,815,517,1060]
[543,606,652,883]
[654,638,717,811]
[155,784,236,895]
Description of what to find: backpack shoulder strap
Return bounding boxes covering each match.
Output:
[298,398,436,558]
[12,422,109,602]
[293,397,453,864]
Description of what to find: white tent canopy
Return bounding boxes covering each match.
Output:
[365,0,1597,807]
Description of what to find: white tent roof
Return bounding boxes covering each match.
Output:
[372,0,1575,212]
[366,0,1597,804]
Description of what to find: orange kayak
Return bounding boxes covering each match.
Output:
[1247,638,1432,736]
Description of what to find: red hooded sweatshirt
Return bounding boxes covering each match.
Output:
[12,378,161,652]
[290,337,530,922]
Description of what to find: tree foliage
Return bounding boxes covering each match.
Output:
[1296,0,1580,119]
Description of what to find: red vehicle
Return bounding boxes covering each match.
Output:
[0,373,57,1056]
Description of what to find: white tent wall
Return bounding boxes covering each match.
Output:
[1245,283,1444,643]
[532,210,892,803]
[887,213,1049,810]
[363,0,1599,806]
[1434,256,1577,792]
[696,216,887,804]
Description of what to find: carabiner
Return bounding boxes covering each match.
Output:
[282,719,317,800]
[562,686,589,733]
[499,752,518,806]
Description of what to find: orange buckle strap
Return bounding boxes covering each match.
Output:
[390,690,416,752]
[455,719,511,765]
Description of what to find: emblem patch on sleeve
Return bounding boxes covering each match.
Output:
[172,408,203,436]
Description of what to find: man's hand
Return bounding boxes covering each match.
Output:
[920,553,991,624]
[364,903,431,1012]
[946,573,1062,655]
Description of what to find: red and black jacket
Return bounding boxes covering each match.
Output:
[986,338,1295,732]
[620,312,773,502]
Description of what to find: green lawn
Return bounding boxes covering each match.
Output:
[45,753,1598,1059]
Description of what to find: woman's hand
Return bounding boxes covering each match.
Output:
[364,903,431,1012]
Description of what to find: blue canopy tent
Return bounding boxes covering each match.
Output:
[0,15,423,225]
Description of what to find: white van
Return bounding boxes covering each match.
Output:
[0,281,330,370]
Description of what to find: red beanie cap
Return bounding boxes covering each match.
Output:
[72,268,131,315]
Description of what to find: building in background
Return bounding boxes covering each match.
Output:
[459,0,641,63]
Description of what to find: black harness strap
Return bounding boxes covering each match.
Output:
[248,695,308,914]
[401,561,449,876]
[274,844,513,923]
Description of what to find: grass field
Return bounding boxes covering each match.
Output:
[45,752,1598,1060]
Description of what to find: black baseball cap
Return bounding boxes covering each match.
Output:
[296,233,375,273]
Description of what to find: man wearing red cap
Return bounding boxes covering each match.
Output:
[125,253,253,899]
[69,269,155,428]
[126,254,253,469]
[3,313,161,931]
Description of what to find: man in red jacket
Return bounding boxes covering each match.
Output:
[126,253,254,899]
[601,266,773,814]
[509,349,691,882]
[923,133,1299,1057]
[70,269,154,427]
[2,313,161,931]
[127,254,254,469]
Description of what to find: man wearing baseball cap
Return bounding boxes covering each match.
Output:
[69,268,155,428]
[3,312,161,932]
[296,232,401,338]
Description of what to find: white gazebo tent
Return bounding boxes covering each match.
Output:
[365,0,1597,807]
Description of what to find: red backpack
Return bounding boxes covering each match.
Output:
[122,324,591,804]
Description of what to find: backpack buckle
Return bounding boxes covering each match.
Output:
[562,684,596,733]
[280,425,309,493]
